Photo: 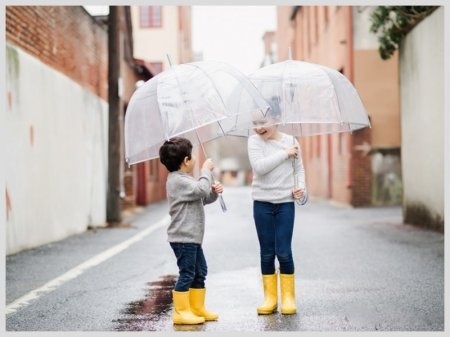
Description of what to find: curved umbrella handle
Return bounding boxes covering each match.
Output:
[218,193,227,212]
[210,168,227,212]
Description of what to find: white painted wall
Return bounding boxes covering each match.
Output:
[5,44,109,255]
[400,7,444,226]
[352,6,379,50]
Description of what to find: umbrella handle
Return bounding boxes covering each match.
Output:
[292,134,299,190]
[218,193,227,212]
[210,171,227,212]
[197,141,227,212]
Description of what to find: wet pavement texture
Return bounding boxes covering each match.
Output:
[6,187,444,331]
[113,270,308,332]
[114,274,177,331]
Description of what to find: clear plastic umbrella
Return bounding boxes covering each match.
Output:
[124,59,270,211]
[227,55,371,189]
[228,58,371,137]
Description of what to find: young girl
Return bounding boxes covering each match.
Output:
[248,118,308,315]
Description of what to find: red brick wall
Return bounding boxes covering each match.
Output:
[6,6,108,101]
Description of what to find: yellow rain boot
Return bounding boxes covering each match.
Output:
[257,273,278,314]
[189,288,219,321]
[172,290,205,325]
[280,274,297,314]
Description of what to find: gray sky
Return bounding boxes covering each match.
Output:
[83,6,109,16]
[192,6,277,74]
[84,6,277,75]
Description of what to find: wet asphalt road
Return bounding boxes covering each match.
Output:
[5,187,444,331]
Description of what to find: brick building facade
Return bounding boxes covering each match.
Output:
[127,5,194,206]
[275,6,400,207]
[6,6,159,212]
[6,6,108,100]
[6,6,112,253]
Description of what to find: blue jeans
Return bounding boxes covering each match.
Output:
[253,201,295,275]
[170,242,207,291]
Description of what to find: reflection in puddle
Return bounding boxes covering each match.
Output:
[114,275,177,331]
[173,323,206,332]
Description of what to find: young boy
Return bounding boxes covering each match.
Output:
[159,137,224,325]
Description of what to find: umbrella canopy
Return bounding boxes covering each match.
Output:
[227,59,371,137]
[124,60,269,165]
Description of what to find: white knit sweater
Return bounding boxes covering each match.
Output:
[248,132,308,204]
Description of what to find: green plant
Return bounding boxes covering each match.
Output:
[369,6,438,60]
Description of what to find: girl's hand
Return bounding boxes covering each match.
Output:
[292,188,304,200]
[286,145,298,159]
[212,181,224,194]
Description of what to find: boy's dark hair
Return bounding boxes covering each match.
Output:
[159,137,193,172]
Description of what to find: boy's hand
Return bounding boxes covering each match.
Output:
[202,158,214,171]
[292,188,304,200]
[212,181,223,194]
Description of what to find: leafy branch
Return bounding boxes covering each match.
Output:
[369,6,439,60]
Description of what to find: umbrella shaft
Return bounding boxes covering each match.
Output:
[196,139,227,212]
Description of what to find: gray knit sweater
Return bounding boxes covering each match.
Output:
[166,169,218,244]
[248,132,308,204]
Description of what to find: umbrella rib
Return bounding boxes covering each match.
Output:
[281,60,290,126]
[154,76,171,141]
[169,64,223,165]
[191,63,245,140]
[281,60,298,184]
[316,65,347,131]
[171,64,203,143]
[190,63,229,127]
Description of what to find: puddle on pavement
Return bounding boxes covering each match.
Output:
[113,274,177,331]
[113,274,300,332]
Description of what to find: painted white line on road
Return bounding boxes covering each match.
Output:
[6,215,170,316]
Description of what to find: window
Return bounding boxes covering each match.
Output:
[139,6,162,28]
